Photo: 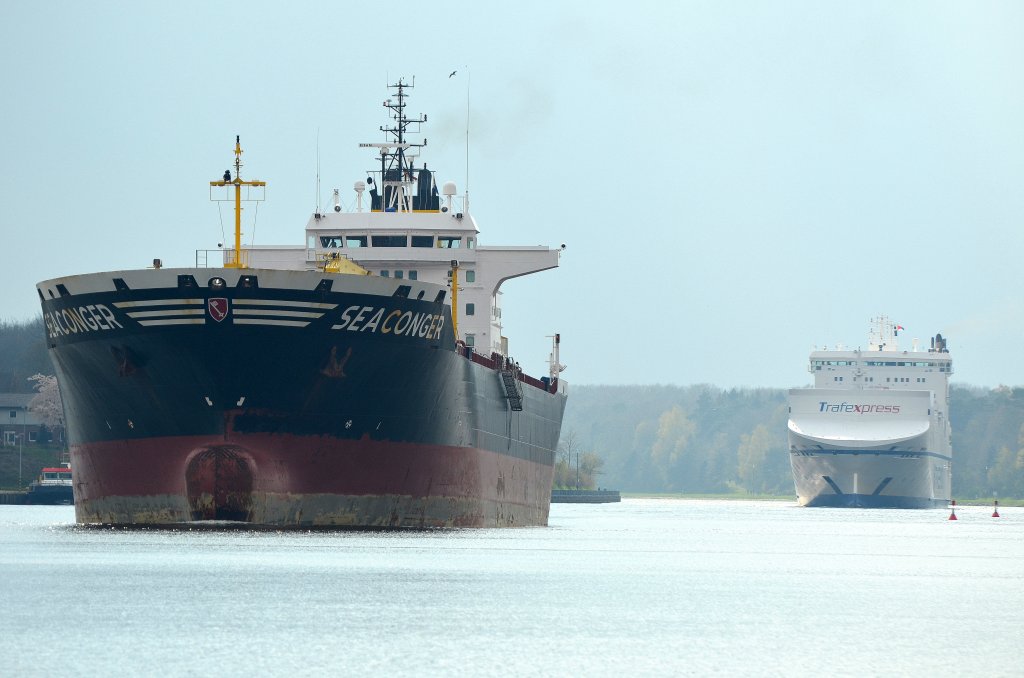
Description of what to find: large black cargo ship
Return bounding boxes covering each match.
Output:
[38,80,567,527]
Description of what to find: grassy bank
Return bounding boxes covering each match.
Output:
[0,444,66,490]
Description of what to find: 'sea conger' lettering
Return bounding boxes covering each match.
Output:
[335,305,445,340]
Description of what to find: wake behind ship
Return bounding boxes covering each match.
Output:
[787,317,952,508]
[37,80,568,527]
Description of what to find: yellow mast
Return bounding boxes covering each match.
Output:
[209,136,266,269]
[450,259,459,341]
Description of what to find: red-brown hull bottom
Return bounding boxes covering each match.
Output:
[71,435,555,528]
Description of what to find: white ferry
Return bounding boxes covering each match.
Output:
[787,317,952,508]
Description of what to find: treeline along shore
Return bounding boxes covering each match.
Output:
[3,317,1023,499]
[562,384,1024,500]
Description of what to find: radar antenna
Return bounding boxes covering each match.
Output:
[359,79,434,213]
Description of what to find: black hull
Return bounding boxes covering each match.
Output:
[38,268,567,527]
[25,485,74,505]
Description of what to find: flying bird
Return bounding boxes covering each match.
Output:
[449,70,457,78]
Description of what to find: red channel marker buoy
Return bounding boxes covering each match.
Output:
[993,500,1000,518]
[948,499,958,521]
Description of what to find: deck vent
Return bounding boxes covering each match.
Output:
[237,275,258,289]
[392,285,411,299]
[433,290,447,304]
[416,290,425,300]
[314,279,334,293]
[55,284,71,297]
[36,289,44,302]
[177,275,198,289]
[113,278,130,291]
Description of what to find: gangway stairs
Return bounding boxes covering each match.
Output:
[498,369,523,411]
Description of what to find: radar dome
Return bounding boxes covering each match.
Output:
[442,181,457,196]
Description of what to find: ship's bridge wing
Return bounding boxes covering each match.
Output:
[476,246,560,296]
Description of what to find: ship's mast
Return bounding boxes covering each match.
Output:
[868,315,898,351]
[210,136,266,268]
[360,79,427,213]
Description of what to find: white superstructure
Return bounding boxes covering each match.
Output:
[203,80,562,371]
[787,316,953,507]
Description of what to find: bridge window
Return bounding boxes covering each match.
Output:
[372,235,408,247]
[319,236,343,248]
[408,270,418,280]
[394,270,404,279]
[380,270,389,277]
[411,235,433,247]
[437,236,461,248]
[346,235,368,248]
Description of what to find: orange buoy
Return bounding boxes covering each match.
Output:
[948,499,958,521]
[993,500,1000,518]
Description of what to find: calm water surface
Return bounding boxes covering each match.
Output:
[1,499,1021,677]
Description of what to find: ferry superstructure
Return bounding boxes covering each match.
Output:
[787,317,952,508]
[37,80,567,527]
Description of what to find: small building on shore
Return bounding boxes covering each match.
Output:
[0,393,63,447]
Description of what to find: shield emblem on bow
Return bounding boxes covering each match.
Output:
[208,298,229,322]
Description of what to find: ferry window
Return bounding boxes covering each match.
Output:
[467,238,475,249]
[320,236,343,248]
[466,270,476,283]
[465,334,476,347]
[411,235,433,248]
[346,235,368,248]
[372,235,408,247]
[395,270,404,279]
[437,236,462,248]
[381,270,389,277]
[466,303,475,316]
[408,270,418,280]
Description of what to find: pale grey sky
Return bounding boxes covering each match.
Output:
[2,1,1022,387]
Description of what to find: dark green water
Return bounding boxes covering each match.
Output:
[1,500,1020,676]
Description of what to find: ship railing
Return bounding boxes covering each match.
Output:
[457,342,559,394]
[195,249,250,268]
